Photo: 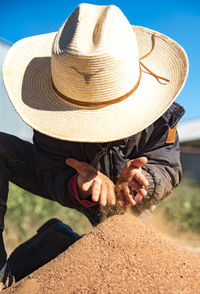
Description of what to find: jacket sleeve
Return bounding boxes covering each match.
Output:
[134,103,185,213]
[32,131,87,210]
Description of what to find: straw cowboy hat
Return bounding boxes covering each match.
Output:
[2,3,188,142]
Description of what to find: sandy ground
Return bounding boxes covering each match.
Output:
[4,212,200,294]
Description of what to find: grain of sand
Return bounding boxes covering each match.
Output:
[4,213,200,294]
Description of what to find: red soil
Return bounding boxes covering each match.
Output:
[4,213,200,294]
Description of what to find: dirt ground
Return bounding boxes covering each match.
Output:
[4,213,200,294]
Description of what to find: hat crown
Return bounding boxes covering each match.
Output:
[3,3,189,142]
[51,4,140,104]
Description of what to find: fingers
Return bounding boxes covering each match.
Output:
[129,178,147,197]
[82,179,94,191]
[116,184,136,207]
[107,188,116,206]
[91,180,101,203]
[99,183,107,207]
[66,158,97,179]
[117,188,144,206]
[134,192,143,204]
[129,157,148,169]
[132,169,148,187]
[66,158,82,171]
[123,186,137,206]
[116,179,147,206]
[92,180,116,207]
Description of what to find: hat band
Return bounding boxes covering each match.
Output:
[51,68,141,108]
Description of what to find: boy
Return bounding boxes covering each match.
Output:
[1,3,188,289]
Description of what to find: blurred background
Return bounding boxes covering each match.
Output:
[1,0,200,254]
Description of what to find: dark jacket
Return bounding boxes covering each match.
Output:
[33,102,185,225]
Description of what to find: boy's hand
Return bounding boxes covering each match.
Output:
[115,157,148,206]
[66,158,116,207]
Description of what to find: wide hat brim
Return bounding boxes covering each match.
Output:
[2,26,188,142]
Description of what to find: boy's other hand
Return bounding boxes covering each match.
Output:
[115,157,148,206]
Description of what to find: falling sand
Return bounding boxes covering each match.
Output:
[4,212,200,294]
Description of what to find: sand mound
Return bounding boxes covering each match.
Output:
[4,213,200,294]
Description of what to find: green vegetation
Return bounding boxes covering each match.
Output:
[4,178,200,254]
[4,183,92,254]
[156,178,200,233]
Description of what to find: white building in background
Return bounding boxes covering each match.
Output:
[178,119,200,145]
[178,120,200,183]
[0,38,32,141]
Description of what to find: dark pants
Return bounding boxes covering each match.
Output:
[0,132,101,232]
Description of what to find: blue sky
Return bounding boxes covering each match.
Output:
[1,0,200,121]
